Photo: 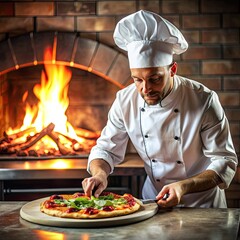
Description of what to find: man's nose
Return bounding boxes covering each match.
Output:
[142,81,151,94]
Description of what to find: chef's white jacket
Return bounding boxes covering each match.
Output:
[88,75,238,208]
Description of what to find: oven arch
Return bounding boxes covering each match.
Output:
[0,32,131,88]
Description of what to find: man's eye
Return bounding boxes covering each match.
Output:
[150,78,161,83]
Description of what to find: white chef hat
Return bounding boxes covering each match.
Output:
[113,10,188,68]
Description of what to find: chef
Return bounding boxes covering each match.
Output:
[82,10,238,208]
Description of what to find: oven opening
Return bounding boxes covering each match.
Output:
[0,32,132,160]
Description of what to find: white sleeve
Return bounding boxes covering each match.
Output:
[201,91,238,189]
[88,92,129,174]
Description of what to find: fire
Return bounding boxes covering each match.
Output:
[24,47,74,135]
[2,47,99,157]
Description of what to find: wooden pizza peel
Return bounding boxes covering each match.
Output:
[20,197,159,228]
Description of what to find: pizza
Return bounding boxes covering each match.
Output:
[40,192,141,219]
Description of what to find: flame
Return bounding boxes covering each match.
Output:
[6,47,88,154]
[24,47,74,135]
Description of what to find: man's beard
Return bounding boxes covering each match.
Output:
[141,92,162,105]
[142,79,173,105]
[141,87,172,105]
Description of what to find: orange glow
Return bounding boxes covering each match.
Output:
[34,230,90,240]
[81,234,90,240]
[24,162,30,169]
[34,230,65,240]
[51,160,71,169]
[5,47,93,157]
[22,159,76,170]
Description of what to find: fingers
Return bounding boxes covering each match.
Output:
[82,177,106,198]
[156,194,171,207]
[157,196,173,208]
[82,178,96,197]
[94,184,104,198]
[156,188,169,201]
[156,187,175,207]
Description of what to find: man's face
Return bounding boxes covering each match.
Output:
[131,64,176,105]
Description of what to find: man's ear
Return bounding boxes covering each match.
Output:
[170,62,177,76]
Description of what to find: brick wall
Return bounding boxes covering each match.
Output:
[0,0,239,157]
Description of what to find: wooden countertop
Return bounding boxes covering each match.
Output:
[0,201,239,240]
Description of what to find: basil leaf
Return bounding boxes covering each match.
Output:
[113,198,127,205]
[53,194,126,210]
[92,194,114,201]
[104,200,114,206]
[93,199,106,207]
[72,197,91,203]
[54,199,70,205]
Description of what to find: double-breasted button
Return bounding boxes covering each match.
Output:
[145,134,149,138]
[152,159,156,163]
[174,136,180,140]
[176,160,182,164]
[141,108,145,112]
[174,108,179,113]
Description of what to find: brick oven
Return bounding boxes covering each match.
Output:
[0,1,239,157]
[0,1,146,201]
[0,31,142,201]
[0,32,132,158]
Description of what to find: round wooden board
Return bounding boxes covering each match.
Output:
[20,197,158,228]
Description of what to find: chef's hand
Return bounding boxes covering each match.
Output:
[155,170,223,207]
[82,159,111,198]
[82,174,108,198]
[155,182,184,208]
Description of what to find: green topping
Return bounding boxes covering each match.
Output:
[54,199,69,205]
[53,194,127,210]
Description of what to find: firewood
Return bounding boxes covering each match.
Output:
[4,127,36,140]
[55,131,78,145]
[0,145,15,154]
[19,123,55,151]
[16,150,28,156]
[47,131,75,155]
[72,142,84,151]
[0,134,35,149]
[28,149,39,157]
[0,127,38,150]
[0,122,95,156]
[55,131,92,153]
[75,127,100,139]
[0,136,11,144]
[0,123,55,154]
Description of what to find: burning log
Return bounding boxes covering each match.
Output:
[55,131,96,153]
[16,150,28,157]
[19,123,55,151]
[0,123,98,157]
[55,131,78,145]
[0,123,55,155]
[47,131,75,155]
[5,127,36,140]
[28,149,39,157]
[0,127,36,145]
[0,132,37,149]
[75,127,100,139]
[72,142,84,152]
[0,136,11,144]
